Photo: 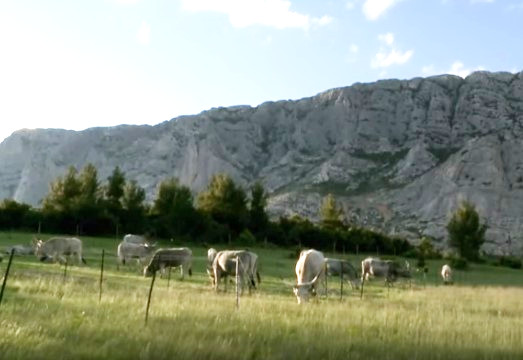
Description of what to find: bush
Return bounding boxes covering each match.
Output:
[450,257,468,270]
[496,256,522,269]
[235,229,257,246]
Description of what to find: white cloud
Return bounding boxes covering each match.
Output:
[421,65,437,76]
[346,1,356,10]
[470,0,495,4]
[345,43,359,63]
[181,0,331,30]
[312,15,334,27]
[378,32,394,46]
[421,62,485,78]
[371,33,413,68]
[137,21,150,45]
[447,61,485,78]
[362,0,402,20]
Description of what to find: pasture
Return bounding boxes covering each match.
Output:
[1,231,523,360]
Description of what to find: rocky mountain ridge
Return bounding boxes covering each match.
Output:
[1,71,523,254]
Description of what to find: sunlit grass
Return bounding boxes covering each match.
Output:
[1,231,523,359]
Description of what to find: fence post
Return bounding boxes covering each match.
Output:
[235,256,240,309]
[360,275,365,299]
[99,249,105,302]
[0,249,15,307]
[63,260,68,283]
[340,262,344,301]
[145,271,156,325]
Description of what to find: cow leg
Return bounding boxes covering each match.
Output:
[213,267,221,292]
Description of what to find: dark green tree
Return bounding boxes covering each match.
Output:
[0,199,32,229]
[319,194,345,252]
[320,194,345,230]
[76,163,102,226]
[152,177,199,238]
[447,201,487,261]
[249,182,269,238]
[197,173,248,240]
[121,180,147,234]
[104,166,126,219]
[42,165,81,214]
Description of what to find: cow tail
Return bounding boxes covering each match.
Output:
[82,257,87,265]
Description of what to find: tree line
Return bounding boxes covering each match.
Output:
[0,163,414,255]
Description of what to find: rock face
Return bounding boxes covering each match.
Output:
[1,71,523,254]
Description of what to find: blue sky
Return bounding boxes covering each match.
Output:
[0,0,521,142]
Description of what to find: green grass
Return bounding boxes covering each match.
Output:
[1,231,523,359]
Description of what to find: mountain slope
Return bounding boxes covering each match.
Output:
[1,71,523,254]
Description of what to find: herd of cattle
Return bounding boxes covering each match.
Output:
[3,235,454,303]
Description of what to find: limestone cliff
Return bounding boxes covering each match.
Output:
[1,71,523,254]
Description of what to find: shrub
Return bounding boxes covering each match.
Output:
[450,257,468,270]
[497,256,522,269]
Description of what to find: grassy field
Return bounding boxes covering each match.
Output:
[1,231,523,360]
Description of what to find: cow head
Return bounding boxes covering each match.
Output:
[293,283,315,304]
[32,238,44,257]
[143,265,154,277]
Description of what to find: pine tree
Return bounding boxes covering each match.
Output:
[447,201,487,261]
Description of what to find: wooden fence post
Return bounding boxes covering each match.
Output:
[236,256,240,309]
[360,275,365,299]
[99,249,105,302]
[145,271,156,325]
[340,263,343,301]
[0,249,15,307]
[63,260,68,283]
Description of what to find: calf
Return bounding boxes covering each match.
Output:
[117,241,155,268]
[441,264,453,285]
[143,247,193,279]
[361,257,410,284]
[34,237,86,265]
[211,250,260,295]
[325,258,361,290]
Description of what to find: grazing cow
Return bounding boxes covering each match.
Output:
[325,258,361,290]
[361,257,411,284]
[117,241,155,268]
[33,237,86,265]
[143,247,193,279]
[5,243,35,256]
[212,250,260,294]
[441,264,453,285]
[207,248,218,280]
[123,234,149,245]
[293,249,326,304]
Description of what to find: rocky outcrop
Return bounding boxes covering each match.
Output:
[1,71,523,254]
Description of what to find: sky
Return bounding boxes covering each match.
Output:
[0,0,522,143]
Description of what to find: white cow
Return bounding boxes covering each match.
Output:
[33,237,86,265]
[441,264,453,285]
[117,241,155,269]
[325,258,361,289]
[293,249,326,304]
[123,234,149,245]
[5,243,35,256]
[207,248,218,280]
[143,247,193,279]
[361,257,410,284]
[211,250,260,294]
